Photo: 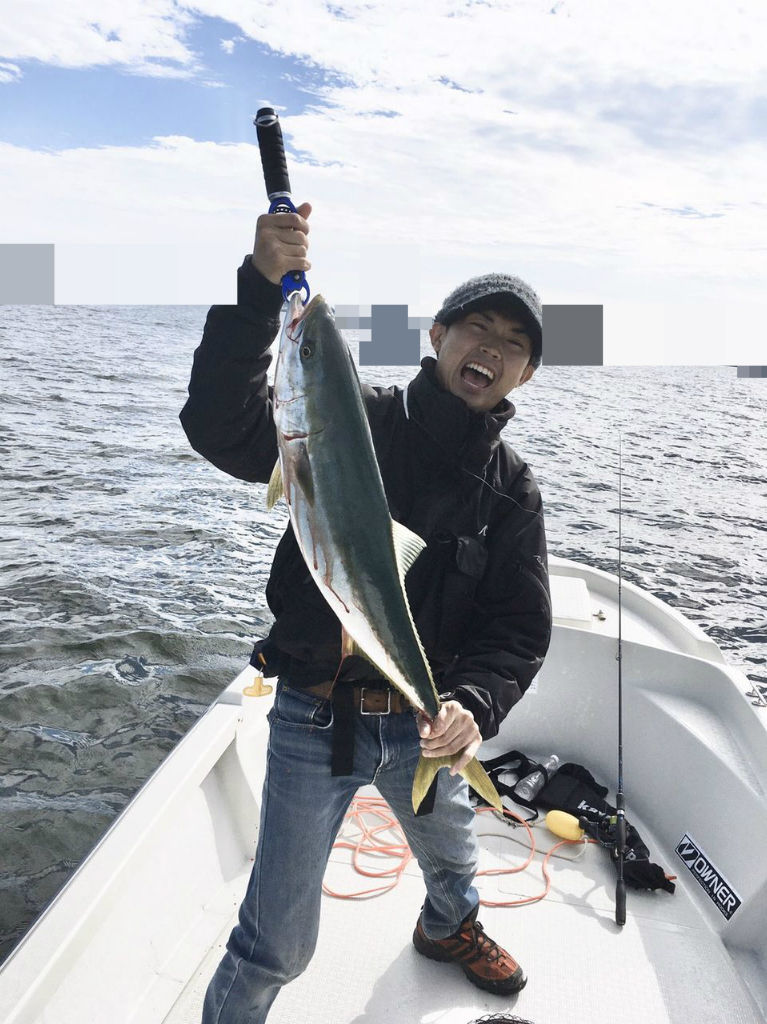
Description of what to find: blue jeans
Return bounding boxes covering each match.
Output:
[202,680,480,1024]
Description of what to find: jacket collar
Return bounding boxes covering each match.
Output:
[405,357,516,472]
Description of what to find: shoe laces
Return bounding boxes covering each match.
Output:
[463,920,502,962]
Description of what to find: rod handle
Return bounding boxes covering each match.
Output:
[616,877,626,926]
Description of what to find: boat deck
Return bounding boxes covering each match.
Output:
[2,558,765,1024]
[165,789,762,1024]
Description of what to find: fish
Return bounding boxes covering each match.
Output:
[267,292,501,814]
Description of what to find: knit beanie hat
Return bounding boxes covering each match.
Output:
[434,273,543,368]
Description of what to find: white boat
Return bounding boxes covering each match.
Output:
[1,555,765,1024]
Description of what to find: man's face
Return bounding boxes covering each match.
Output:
[429,309,536,413]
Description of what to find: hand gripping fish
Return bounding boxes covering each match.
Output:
[266,293,502,814]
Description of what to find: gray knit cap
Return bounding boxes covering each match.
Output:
[434,273,543,368]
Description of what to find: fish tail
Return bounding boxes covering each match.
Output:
[411,753,502,814]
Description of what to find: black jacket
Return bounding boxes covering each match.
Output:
[180,257,552,740]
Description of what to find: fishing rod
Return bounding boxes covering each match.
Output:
[615,433,627,927]
[253,106,310,303]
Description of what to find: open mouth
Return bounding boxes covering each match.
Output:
[286,294,325,341]
[460,361,496,389]
[286,318,305,342]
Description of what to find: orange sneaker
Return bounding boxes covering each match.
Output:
[413,906,527,995]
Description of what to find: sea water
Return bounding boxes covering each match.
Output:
[1,303,765,963]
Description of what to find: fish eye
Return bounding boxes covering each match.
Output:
[300,343,313,360]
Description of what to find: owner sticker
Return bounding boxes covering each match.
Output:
[675,834,742,920]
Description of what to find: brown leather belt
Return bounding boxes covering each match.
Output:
[303,681,412,715]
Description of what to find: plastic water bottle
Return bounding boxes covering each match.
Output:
[515,754,561,801]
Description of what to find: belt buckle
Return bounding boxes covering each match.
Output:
[360,687,391,715]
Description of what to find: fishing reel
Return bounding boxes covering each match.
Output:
[578,808,621,850]
[546,807,627,858]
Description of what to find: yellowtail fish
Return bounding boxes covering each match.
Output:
[268,293,501,813]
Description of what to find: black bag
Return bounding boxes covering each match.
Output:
[478,749,675,894]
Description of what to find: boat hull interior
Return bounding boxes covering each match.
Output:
[1,557,765,1023]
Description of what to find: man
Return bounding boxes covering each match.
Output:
[180,203,551,1023]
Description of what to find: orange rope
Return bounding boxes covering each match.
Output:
[323,795,594,905]
[474,805,589,907]
[322,795,414,899]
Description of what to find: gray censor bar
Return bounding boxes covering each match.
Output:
[0,245,55,304]
[349,302,605,367]
[737,366,767,378]
[1,247,607,371]
[542,304,603,366]
[332,308,372,331]
[361,306,421,366]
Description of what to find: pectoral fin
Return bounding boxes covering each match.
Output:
[266,460,284,509]
[412,753,502,814]
[292,441,314,505]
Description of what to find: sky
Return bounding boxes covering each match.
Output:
[1,0,766,363]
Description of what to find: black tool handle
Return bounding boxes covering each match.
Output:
[253,107,309,301]
[255,107,292,201]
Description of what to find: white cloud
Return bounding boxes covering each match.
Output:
[0,0,198,75]
[182,0,767,90]
[0,136,257,245]
[1,0,766,359]
[0,60,22,83]
[172,0,767,301]
[220,38,235,54]
[4,1,765,88]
